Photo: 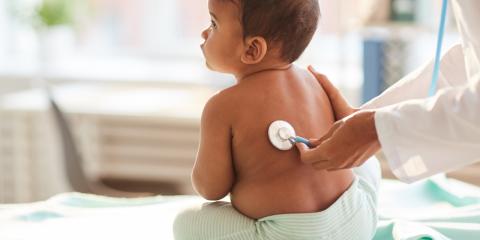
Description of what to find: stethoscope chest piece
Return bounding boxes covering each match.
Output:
[268,120,296,150]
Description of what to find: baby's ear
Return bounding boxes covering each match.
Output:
[240,36,268,65]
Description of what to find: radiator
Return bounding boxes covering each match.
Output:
[87,115,200,193]
[0,84,212,203]
[0,110,69,203]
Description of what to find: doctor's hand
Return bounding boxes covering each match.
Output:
[296,111,381,170]
[307,65,358,120]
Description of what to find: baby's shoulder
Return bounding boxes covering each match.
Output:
[206,85,240,107]
[201,86,242,121]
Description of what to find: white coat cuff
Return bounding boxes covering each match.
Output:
[374,108,415,183]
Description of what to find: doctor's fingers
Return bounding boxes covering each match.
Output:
[304,138,321,147]
[296,120,344,165]
[307,65,356,120]
[312,135,357,170]
[328,156,369,171]
[316,120,344,144]
[307,65,336,96]
[295,142,315,163]
[298,138,337,165]
[295,142,329,166]
[326,157,358,171]
[298,123,343,165]
[326,146,377,170]
[309,144,340,170]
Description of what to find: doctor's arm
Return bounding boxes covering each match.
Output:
[374,78,480,182]
[366,0,480,183]
[379,0,480,182]
[297,79,480,180]
[192,95,235,200]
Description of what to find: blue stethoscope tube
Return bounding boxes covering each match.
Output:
[288,136,314,148]
[429,0,448,97]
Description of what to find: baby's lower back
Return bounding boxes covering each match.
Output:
[230,164,354,219]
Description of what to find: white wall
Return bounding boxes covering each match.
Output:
[0,0,31,96]
[0,0,10,64]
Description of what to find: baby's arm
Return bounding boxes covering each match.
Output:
[192,93,235,200]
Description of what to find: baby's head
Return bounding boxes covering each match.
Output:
[201,0,320,77]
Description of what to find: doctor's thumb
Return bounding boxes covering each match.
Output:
[295,142,314,163]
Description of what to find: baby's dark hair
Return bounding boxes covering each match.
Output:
[229,0,320,63]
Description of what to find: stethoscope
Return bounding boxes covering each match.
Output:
[268,0,448,151]
[268,120,313,150]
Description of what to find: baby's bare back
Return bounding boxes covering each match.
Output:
[223,66,354,219]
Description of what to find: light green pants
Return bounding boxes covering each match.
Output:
[174,158,381,240]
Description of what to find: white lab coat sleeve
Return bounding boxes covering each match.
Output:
[451,0,480,83]
[375,79,480,183]
[371,0,480,183]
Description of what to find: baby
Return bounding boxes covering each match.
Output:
[174,0,380,239]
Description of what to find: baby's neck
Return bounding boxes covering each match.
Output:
[235,62,292,84]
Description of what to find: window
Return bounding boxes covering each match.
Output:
[0,0,364,88]
[74,0,208,59]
